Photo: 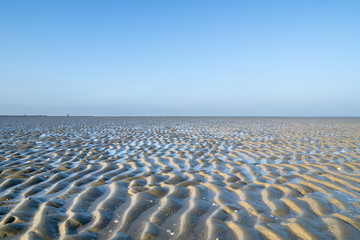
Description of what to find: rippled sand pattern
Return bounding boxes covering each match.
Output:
[1,117,360,240]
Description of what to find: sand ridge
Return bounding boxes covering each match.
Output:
[0,117,360,239]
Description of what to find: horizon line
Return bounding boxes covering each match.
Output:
[1,115,360,118]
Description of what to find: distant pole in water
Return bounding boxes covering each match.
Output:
[67,114,69,117]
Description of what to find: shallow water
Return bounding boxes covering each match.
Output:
[0,117,360,239]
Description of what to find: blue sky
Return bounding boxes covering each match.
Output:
[1,0,359,116]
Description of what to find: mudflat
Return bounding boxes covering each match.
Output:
[0,117,359,239]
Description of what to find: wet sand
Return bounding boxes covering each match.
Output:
[0,117,360,240]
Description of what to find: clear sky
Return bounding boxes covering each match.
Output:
[1,0,359,116]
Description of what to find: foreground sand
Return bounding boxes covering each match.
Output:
[0,117,360,240]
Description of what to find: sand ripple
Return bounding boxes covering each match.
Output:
[0,117,360,239]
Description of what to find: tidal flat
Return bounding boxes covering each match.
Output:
[0,117,360,239]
